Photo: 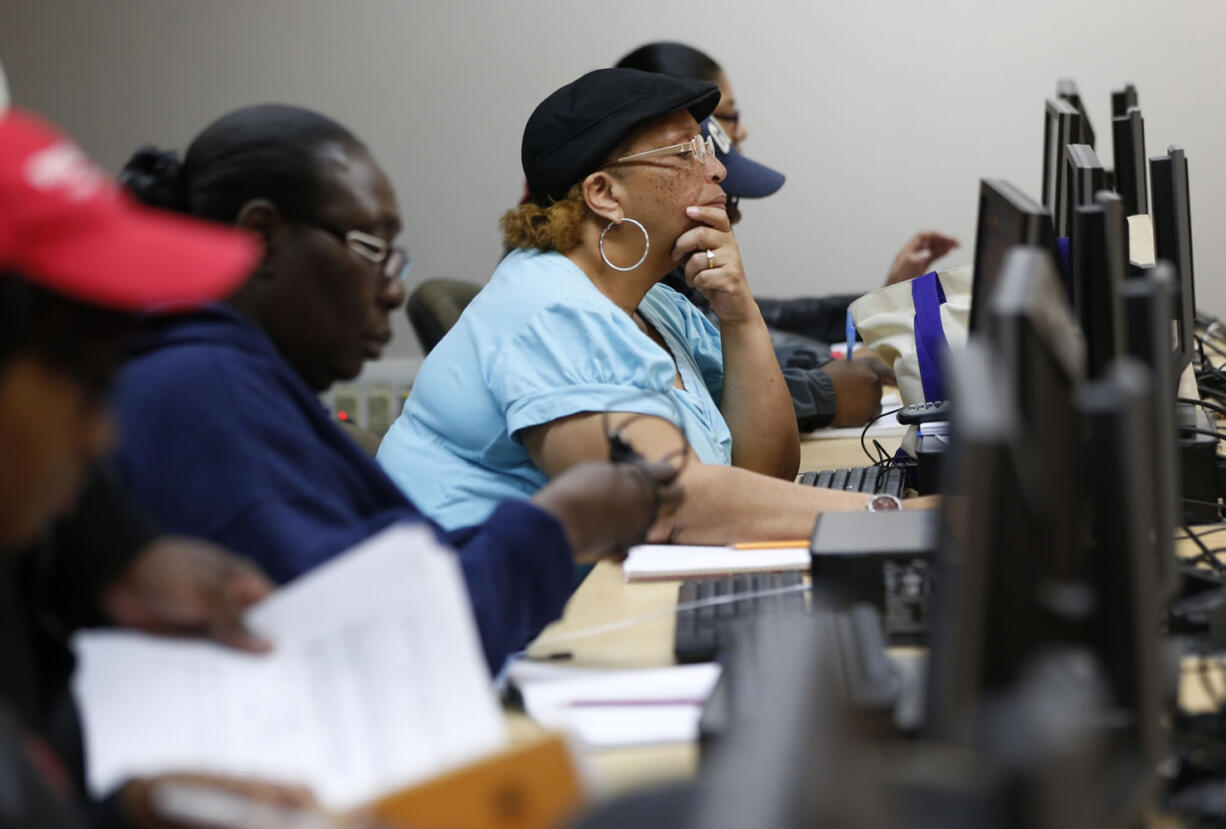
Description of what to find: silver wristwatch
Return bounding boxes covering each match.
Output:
[865,494,902,512]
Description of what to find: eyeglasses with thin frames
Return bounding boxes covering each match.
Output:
[305,221,411,282]
[608,134,716,167]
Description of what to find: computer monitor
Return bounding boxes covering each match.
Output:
[1150,146,1197,372]
[1064,144,1107,220]
[1070,191,1128,379]
[1112,108,1147,216]
[1111,83,1139,118]
[1075,359,1164,821]
[1043,99,1083,237]
[987,247,1086,586]
[970,180,1055,332]
[683,610,887,829]
[1057,78,1095,149]
[1120,264,1178,596]
[926,246,1086,743]
[923,340,1019,744]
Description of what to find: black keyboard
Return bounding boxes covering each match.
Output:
[674,571,806,663]
[796,465,907,498]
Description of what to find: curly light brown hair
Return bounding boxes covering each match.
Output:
[499,184,590,253]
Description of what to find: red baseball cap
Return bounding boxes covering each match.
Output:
[0,109,259,311]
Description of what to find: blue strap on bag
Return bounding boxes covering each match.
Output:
[912,271,949,402]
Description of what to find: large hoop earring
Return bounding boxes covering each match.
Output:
[599,218,650,272]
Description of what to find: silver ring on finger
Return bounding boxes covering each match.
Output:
[705,249,716,270]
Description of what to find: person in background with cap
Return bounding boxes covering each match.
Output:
[378,67,906,549]
[659,116,896,430]
[111,103,680,675]
[0,102,369,827]
[617,42,960,428]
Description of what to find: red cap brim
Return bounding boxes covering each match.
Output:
[2,110,260,311]
[19,199,259,312]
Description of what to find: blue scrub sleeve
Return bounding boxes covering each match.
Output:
[489,301,685,438]
[646,284,726,402]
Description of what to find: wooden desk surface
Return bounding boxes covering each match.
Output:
[515,433,892,793]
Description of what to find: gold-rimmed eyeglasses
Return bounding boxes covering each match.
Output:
[608,134,716,167]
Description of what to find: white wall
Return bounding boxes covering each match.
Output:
[4,0,1224,363]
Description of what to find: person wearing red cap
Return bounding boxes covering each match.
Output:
[0,107,367,827]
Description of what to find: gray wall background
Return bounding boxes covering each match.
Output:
[3,0,1224,364]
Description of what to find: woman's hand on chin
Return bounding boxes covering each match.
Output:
[671,205,759,325]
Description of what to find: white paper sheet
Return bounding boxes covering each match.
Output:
[513,663,721,747]
[73,524,506,811]
[622,544,811,581]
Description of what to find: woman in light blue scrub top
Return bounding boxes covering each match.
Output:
[378,68,877,543]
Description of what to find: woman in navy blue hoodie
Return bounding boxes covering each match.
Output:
[112,104,679,673]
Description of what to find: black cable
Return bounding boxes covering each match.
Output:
[1183,523,1226,574]
[1198,369,1226,389]
[860,406,902,466]
[1179,525,1226,542]
[1179,397,1226,420]
[1197,364,1226,382]
[1200,657,1225,711]
[1182,496,1225,511]
[1177,560,1226,586]
[1176,426,1226,446]
[1196,334,1226,363]
[1197,381,1226,410]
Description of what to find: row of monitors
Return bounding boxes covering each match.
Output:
[1044,81,1145,226]
[926,248,1168,820]
[970,144,1195,381]
[926,88,1197,806]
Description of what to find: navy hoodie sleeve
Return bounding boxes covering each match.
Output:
[443,501,573,672]
[112,314,575,674]
[216,495,573,671]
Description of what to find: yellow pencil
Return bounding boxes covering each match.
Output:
[732,540,810,550]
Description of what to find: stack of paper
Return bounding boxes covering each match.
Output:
[73,524,506,812]
[507,661,721,747]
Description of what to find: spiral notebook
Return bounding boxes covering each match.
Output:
[622,544,811,582]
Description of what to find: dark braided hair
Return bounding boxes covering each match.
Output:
[120,104,363,224]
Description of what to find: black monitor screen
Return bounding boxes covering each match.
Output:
[1120,265,1177,598]
[926,340,1019,743]
[1150,146,1196,373]
[1076,360,1164,809]
[1112,108,1147,216]
[988,247,1086,587]
[927,247,1086,742]
[1071,192,1128,379]
[1043,99,1082,237]
[1057,78,1095,149]
[970,180,1055,332]
[1112,83,1139,119]
[1063,143,1106,228]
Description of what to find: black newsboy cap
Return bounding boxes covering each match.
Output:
[522,68,720,207]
